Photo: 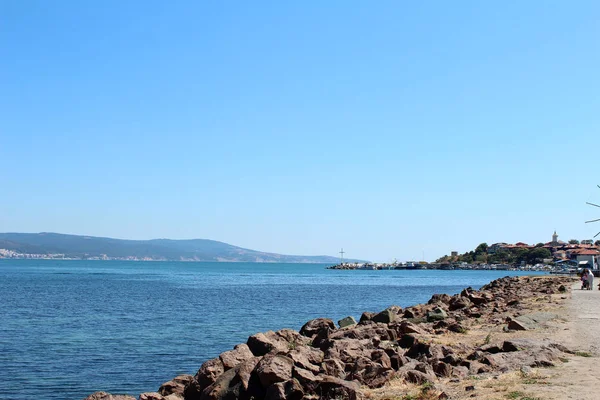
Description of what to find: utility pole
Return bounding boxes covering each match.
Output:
[339,248,345,264]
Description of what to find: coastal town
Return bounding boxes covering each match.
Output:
[329,231,600,273]
[0,249,157,261]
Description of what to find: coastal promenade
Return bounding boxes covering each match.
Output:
[511,281,600,400]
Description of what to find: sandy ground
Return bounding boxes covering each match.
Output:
[365,277,600,400]
[517,279,600,400]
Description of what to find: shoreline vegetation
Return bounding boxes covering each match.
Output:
[85,275,575,400]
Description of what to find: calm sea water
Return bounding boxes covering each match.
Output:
[0,260,544,400]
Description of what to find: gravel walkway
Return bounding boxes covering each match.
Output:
[529,281,600,400]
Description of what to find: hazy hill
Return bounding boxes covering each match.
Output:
[0,232,363,263]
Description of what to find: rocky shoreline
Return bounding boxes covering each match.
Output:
[84,275,573,400]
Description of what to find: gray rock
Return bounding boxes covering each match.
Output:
[82,392,136,400]
[338,316,357,328]
[372,308,396,324]
[427,307,448,322]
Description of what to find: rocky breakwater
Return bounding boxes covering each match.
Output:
[85,275,573,400]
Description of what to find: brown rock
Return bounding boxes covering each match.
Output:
[390,353,410,370]
[182,378,202,400]
[158,375,193,397]
[371,349,392,369]
[394,321,426,335]
[324,337,373,363]
[288,347,322,374]
[199,367,238,400]
[507,320,528,331]
[359,312,375,323]
[428,293,451,305]
[433,361,452,377]
[403,370,434,384]
[264,378,304,400]
[321,358,346,379]
[403,308,417,318]
[299,318,335,337]
[247,331,288,356]
[200,357,261,400]
[195,358,225,389]
[219,344,255,370]
[292,366,322,393]
[139,394,165,400]
[255,355,294,388]
[316,376,363,400]
[449,296,471,311]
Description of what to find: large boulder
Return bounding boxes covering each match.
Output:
[327,323,394,342]
[320,358,346,379]
[426,307,448,322]
[324,338,373,363]
[200,357,262,400]
[316,376,363,400]
[449,296,471,311]
[195,358,225,389]
[359,312,375,323]
[255,355,294,388]
[428,293,451,305]
[158,374,193,397]
[338,316,357,328]
[220,344,255,370]
[264,378,304,400]
[247,330,308,357]
[299,318,335,338]
[348,356,394,388]
[372,308,396,324]
[287,346,323,374]
[292,366,322,394]
[390,321,426,335]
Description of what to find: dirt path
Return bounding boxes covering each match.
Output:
[522,281,600,400]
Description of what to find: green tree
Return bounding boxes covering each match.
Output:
[569,239,580,244]
[526,247,552,264]
[535,243,544,248]
[513,248,529,264]
[595,240,600,247]
[488,249,513,264]
[474,243,488,255]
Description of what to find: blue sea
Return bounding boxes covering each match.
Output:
[0,260,544,400]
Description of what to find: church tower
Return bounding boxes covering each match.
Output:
[552,230,558,244]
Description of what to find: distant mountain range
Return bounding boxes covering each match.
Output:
[0,232,364,263]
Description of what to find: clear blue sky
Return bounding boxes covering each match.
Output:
[1,1,599,262]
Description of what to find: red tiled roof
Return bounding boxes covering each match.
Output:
[575,250,600,255]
